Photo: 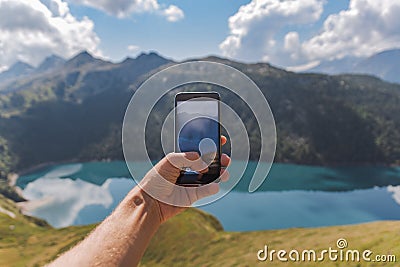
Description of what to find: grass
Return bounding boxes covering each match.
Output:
[0,194,399,266]
[0,194,95,267]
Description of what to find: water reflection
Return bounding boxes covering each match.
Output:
[17,161,400,230]
[388,185,400,205]
[22,177,135,227]
[202,186,400,231]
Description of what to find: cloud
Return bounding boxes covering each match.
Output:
[0,0,101,68]
[220,0,400,68]
[219,0,324,65]
[285,60,320,72]
[18,162,136,227]
[162,5,184,22]
[22,177,114,227]
[69,0,184,21]
[388,185,400,206]
[127,44,140,53]
[302,0,400,61]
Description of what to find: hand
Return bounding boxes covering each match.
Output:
[50,139,231,267]
[140,136,231,223]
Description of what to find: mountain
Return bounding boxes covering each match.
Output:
[119,52,172,77]
[1,52,400,177]
[64,51,108,70]
[36,55,65,73]
[0,61,34,84]
[0,51,172,109]
[0,56,65,91]
[353,49,400,84]
[111,52,173,86]
[307,49,400,84]
[307,56,361,74]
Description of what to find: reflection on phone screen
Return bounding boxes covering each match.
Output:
[176,100,220,178]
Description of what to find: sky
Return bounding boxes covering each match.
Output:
[0,0,400,72]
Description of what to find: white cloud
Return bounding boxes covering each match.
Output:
[0,65,8,73]
[302,0,400,61]
[163,5,184,22]
[388,185,400,206]
[127,44,140,53]
[285,60,320,72]
[0,0,101,69]
[22,177,114,227]
[69,0,184,21]
[220,0,400,68]
[284,31,299,51]
[219,0,324,65]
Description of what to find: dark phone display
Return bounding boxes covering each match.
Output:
[176,99,220,184]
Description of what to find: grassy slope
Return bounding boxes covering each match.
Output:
[0,195,94,267]
[0,195,399,267]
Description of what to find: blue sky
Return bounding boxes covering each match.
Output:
[0,0,399,71]
[68,0,254,61]
[67,0,350,62]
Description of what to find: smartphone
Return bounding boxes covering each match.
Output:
[175,92,221,185]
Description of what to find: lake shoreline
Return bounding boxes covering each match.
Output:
[14,160,400,230]
[16,158,83,176]
[13,159,400,178]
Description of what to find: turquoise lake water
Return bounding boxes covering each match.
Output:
[16,161,400,230]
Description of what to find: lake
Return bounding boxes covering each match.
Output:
[16,161,400,231]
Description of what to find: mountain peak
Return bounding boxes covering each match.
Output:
[306,49,400,84]
[37,54,66,72]
[135,51,166,61]
[0,61,34,83]
[9,61,34,73]
[374,48,400,57]
[121,51,171,67]
[365,49,400,62]
[70,51,94,61]
[65,51,97,68]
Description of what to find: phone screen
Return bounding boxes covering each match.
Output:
[175,94,220,185]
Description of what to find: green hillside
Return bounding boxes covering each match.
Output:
[0,194,94,266]
[0,194,398,266]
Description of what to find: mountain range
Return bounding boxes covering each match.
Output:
[0,51,400,183]
[2,48,398,91]
[306,49,400,84]
[0,62,34,85]
[0,55,66,85]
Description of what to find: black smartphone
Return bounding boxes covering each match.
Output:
[175,92,221,186]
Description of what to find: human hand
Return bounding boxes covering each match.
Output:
[51,139,231,267]
[139,136,230,223]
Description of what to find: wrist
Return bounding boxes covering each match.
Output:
[119,186,163,226]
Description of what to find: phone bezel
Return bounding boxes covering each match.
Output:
[174,92,221,186]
